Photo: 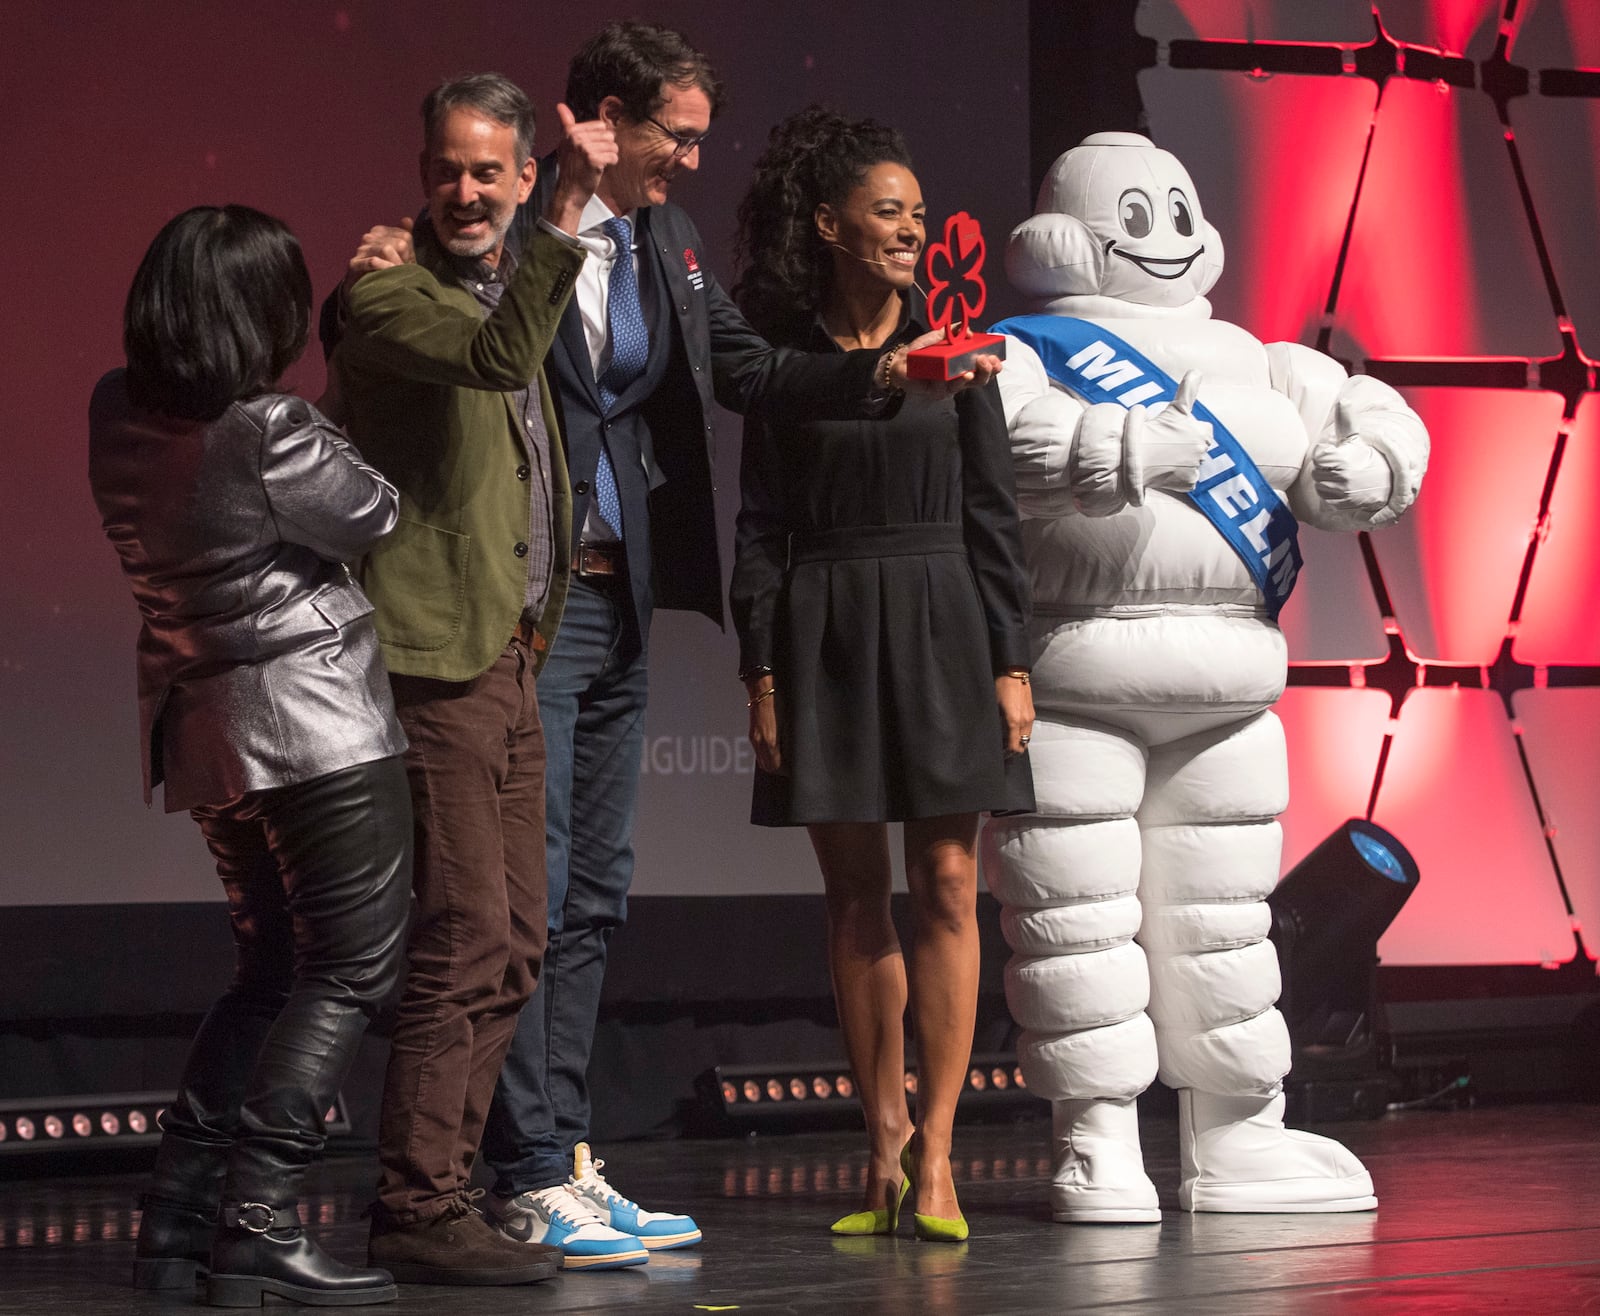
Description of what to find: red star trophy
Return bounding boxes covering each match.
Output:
[905,211,1008,380]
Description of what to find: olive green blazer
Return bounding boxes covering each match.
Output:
[334,225,585,681]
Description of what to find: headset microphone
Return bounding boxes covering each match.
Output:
[825,243,931,302]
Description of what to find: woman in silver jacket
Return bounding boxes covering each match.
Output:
[89,204,411,1309]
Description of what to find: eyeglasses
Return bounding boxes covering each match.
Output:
[645,115,709,159]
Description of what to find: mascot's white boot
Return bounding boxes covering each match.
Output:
[1051,1098,1160,1223]
[990,131,1429,1219]
[1180,1091,1376,1212]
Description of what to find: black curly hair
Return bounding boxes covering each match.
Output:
[733,106,914,344]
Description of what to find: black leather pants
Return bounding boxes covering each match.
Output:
[149,757,412,1210]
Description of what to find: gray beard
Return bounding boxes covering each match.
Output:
[442,212,512,259]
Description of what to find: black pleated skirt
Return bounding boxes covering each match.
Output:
[751,523,1034,826]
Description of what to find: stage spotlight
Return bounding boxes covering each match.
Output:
[811,1077,831,1099]
[1268,818,1420,1120]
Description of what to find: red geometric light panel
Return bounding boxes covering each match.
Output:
[1140,0,1600,969]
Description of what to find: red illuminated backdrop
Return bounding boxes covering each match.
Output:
[1140,0,1600,968]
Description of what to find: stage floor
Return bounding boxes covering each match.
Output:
[1,1104,1597,1313]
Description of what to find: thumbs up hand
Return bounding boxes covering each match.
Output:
[1132,370,1212,497]
[545,102,618,235]
[1312,393,1393,513]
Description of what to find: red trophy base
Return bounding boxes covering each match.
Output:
[904,331,1008,381]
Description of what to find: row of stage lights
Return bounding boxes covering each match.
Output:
[0,1101,161,1149]
[722,1073,856,1105]
[720,1064,1028,1108]
[0,1094,349,1155]
[708,1054,1034,1125]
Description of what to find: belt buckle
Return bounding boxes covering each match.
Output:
[576,544,620,577]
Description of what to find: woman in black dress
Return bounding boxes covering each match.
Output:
[90,206,412,1306]
[730,109,1035,1241]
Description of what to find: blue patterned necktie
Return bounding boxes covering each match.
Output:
[593,215,649,537]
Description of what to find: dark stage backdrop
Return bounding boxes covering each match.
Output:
[0,0,1031,907]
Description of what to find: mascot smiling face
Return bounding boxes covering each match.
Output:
[1008,131,1226,308]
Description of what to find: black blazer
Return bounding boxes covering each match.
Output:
[512,166,883,636]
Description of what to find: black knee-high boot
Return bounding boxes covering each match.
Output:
[135,1128,230,1290]
[200,759,411,1308]
[206,1001,398,1308]
[136,978,289,1290]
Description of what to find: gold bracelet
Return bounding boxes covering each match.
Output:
[1002,668,1030,684]
[746,687,777,708]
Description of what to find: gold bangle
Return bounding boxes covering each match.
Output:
[1002,669,1030,684]
[746,687,776,708]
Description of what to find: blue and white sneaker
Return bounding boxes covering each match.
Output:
[484,1183,648,1270]
[566,1142,703,1250]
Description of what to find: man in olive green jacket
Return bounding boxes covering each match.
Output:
[332,74,614,1287]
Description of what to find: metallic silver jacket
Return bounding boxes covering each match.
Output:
[89,371,407,812]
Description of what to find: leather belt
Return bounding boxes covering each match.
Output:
[513,618,548,652]
[572,542,626,578]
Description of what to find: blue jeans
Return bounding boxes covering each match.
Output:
[482,576,648,1194]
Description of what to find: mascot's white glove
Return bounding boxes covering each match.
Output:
[1124,370,1212,506]
[1309,398,1395,515]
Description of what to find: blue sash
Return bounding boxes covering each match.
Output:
[992,314,1301,619]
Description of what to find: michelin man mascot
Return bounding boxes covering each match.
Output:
[985,132,1427,1222]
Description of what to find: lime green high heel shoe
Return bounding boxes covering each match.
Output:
[902,1141,970,1242]
[829,1171,909,1235]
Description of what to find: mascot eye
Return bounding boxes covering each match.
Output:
[1117,189,1153,239]
[1169,189,1195,237]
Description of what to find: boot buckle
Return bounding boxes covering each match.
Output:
[231,1202,277,1233]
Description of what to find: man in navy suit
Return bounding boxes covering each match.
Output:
[475,22,896,1269]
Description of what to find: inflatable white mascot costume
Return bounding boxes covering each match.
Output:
[985,132,1428,1222]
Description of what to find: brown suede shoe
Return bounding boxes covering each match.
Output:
[368,1194,559,1286]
